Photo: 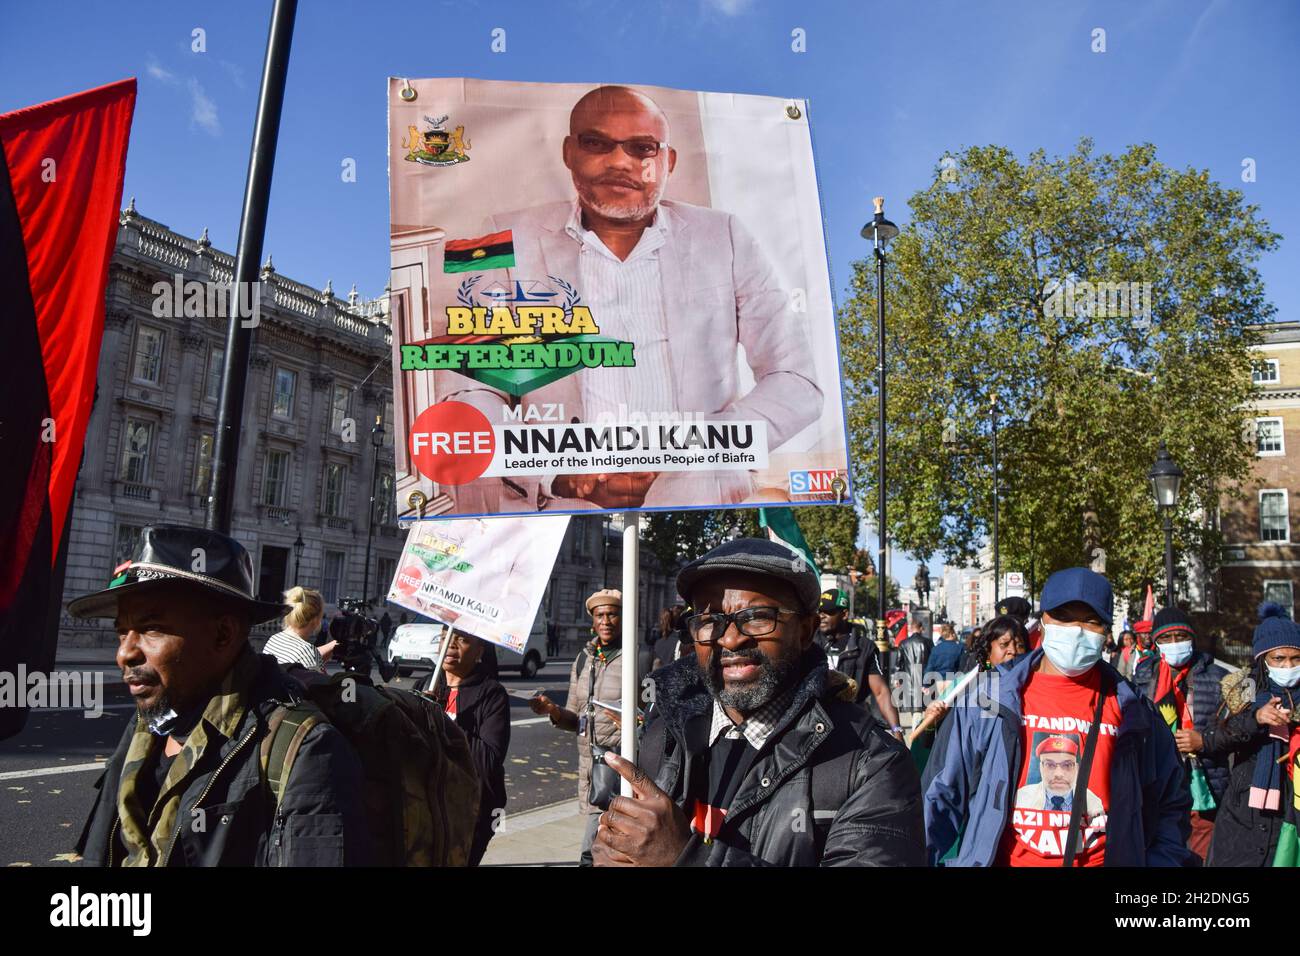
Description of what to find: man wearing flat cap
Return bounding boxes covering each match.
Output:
[529,587,624,865]
[923,566,1197,867]
[71,525,371,866]
[587,538,924,866]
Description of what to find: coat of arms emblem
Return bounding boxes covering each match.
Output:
[402,114,471,166]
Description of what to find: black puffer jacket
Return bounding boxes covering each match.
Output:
[640,646,925,866]
[78,650,371,866]
[1131,651,1231,803]
[1206,684,1291,867]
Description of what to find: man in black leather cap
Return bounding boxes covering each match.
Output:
[590,537,923,867]
[71,525,371,866]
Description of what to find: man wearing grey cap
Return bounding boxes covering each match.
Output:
[922,566,1197,867]
[590,538,924,866]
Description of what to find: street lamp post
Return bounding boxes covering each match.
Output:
[292,528,304,583]
[362,414,384,608]
[861,197,899,661]
[992,390,1000,606]
[1148,441,1184,605]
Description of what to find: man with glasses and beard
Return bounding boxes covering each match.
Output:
[439,84,823,515]
[71,525,371,866]
[590,538,924,866]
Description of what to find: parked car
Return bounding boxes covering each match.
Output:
[385,613,549,679]
[386,622,445,676]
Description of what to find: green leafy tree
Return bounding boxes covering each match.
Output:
[643,505,860,577]
[839,140,1280,603]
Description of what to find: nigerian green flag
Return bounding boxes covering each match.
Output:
[758,508,820,579]
[1273,822,1299,867]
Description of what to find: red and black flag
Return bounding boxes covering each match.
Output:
[0,79,135,739]
[443,229,515,273]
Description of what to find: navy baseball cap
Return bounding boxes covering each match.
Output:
[1039,567,1113,626]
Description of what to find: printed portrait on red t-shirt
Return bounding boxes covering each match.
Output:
[999,669,1122,866]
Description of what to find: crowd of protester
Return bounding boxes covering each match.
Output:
[72,523,1298,868]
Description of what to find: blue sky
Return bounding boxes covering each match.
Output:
[3,0,1296,589]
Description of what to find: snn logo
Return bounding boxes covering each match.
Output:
[789,469,837,495]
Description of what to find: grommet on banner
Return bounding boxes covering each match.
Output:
[399,79,416,102]
[785,101,801,120]
[407,490,427,517]
[831,476,846,504]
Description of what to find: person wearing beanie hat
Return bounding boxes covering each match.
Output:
[1206,603,1300,866]
[528,587,624,865]
[1131,607,1233,861]
[922,566,1198,867]
[587,538,924,867]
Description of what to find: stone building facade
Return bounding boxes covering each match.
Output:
[57,204,676,651]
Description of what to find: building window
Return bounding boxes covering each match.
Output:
[263,449,290,506]
[204,346,225,402]
[272,367,297,419]
[119,419,154,483]
[331,385,351,435]
[322,550,346,604]
[323,462,347,517]
[1256,417,1284,456]
[383,399,394,447]
[114,524,145,563]
[377,472,395,524]
[1263,580,1294,620]
[572,522,591,559]
[131,326,165,385]
[193,432,213,496]
[1253,359,1280,385]
[377,557,397,597]
[1260,490,1290,543]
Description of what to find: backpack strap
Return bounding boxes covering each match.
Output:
[1062,671,1113,867]
[260,703,325,808]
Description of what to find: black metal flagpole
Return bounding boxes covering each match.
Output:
[207,0,299,533]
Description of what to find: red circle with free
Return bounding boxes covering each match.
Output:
[408,402,496,485]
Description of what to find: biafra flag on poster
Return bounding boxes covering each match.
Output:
[0,79,136,741]
[443,229,515,273]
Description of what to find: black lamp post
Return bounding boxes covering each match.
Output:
[991,390,1000,606]
[1148,441,1184,604]
[292,528,304,583]
[861,196,899,658]
[362,414,384,608]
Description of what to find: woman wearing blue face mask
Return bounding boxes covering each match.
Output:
[1207,603,1300,867]
[1131,607,1232,862]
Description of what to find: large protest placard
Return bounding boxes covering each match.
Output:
[386,514,570,652]
[388,78,850,519]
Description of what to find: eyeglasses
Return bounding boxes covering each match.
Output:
[686,606,800,644]
[575,133,669,160]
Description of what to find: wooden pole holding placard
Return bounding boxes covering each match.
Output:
[621,512,638,795]
[423,623,454,698]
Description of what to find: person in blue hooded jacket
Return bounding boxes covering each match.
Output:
[921,567,1199,867]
